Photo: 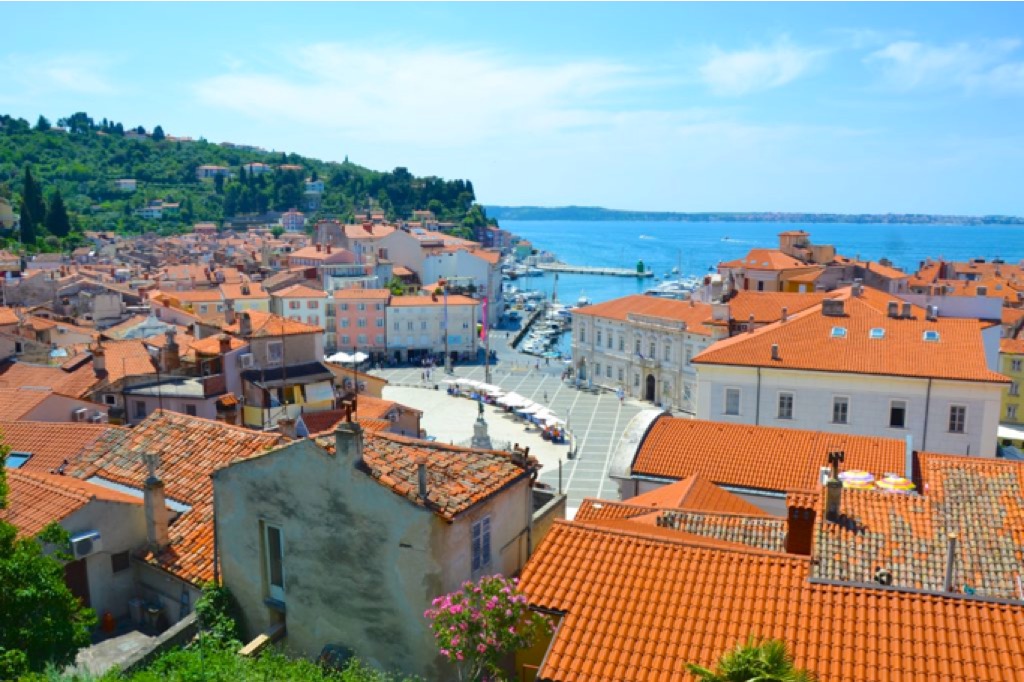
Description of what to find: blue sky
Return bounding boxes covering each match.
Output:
[2,2,1024,215]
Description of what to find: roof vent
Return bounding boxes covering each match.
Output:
[780,307,788,322]
[887,301,899,318]
[822,299,845,317]
[977,285,988,296]
[926,305,938,322]
[901,302,912,319]
[771,344,781,361]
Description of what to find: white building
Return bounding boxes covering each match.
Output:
[385,294,479,364]
[693,287,1008,457]
[270,283,328,329]
[280,208,306,233]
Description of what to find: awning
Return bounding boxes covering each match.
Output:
[304,380,335,404]
[998,424,1024,441]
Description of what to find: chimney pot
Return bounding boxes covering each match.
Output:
[824,451,845,523]
[316,243,322,252]
[781,306,788,322]
[771,343,781,361]
[238,311,252,337]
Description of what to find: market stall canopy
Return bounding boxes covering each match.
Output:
[327,351,369,364]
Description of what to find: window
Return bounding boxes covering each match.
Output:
[184,404,197,417]
[307,315,319,325]
[14,341,23,353]
[618,336,624,352]
[889,400,907,428]
[103,394,117,406]
[307,300,319,309]
[340,303,349,311]
[375,334,385,344]
[831,326,847,338]
[376,303,384,311]
[341,335,350,345]
[597,331,602,345]
[634,373,640,387]
[725,388,740,416]
[376,318,385,328]
[606,365,612,378]
[1012,359,1022,372]
[832,397,849,424]
[134,401,147,419]
[635,338,641,354]
[579,328,585,343]
[618,368,624,381]
[421,321,428,330]
[357,303,366,312]
[288,300,301,310]
[407,322,413,331]
[341,318,349,328]
[471,517,491,572]
[649,341,656,358]
[663,344,671,362]
[1010,382,1020,397]
[923,330,940,342]
[685,346,693,365]
[1009,405,1019,420]
[199,305,208,314]
[393,321,399,331]
[268,339,284,366]
[263,523,285,602]
[111,551,130,573]
[358,318,367,328]
[607,334,613,350]
[777,392,794,420]
[869,328,885,339]
[948,405,966,433]
[358,334,367,344]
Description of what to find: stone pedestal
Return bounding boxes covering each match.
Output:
[471,412,492,450]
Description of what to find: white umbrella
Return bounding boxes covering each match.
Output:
[441,379,459,385]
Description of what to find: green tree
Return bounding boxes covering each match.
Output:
[687,636,816,682]
[45,189,71,237]
[0,438,96,677]
[35,115,51,132]
[271,226,284,238]
[20,166,46,244]
[151,125,165,142]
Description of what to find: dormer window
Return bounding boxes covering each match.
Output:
[923,330,940,342]
[869,328,885,339]
[831,326,847,338]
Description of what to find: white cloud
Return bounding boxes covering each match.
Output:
[866,39,1024,94]
[0,53,118,96]
[193,43,639,147]
[698,39,824,96]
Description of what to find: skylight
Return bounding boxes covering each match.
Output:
[5,452,31,469]
[923,330,941,342]
[869,328,886,339]
[831,326,847,338]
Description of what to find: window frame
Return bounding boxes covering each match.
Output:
[832,396,849,425]
[724,387,741,416]
[267,340,284,366]
[948,404,967,434]
[471,516,492,573]
[777,392,794,420]
[262,521,286,603]
[889,400,907,429]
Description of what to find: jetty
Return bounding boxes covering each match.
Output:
[536,263,653,278]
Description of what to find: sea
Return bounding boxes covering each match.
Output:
[503,219,1024,307]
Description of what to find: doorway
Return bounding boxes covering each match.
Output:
[64,558,91,608]
[645,374,656,402]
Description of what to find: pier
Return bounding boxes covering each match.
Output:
[536,263,654,278]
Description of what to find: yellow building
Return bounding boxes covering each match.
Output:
[1001,338,1024,429]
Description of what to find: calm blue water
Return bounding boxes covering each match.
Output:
[504,220,1024,307]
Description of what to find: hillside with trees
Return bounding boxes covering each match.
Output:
[0,112,494,252]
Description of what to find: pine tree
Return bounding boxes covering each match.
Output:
[19,166,45,243]
[45,190,71,238]
[34,115,50,131]
[152,125,165,142]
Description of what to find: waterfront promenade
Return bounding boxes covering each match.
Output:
[536,262,653,277]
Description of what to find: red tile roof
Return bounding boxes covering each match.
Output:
[573,295,714,336]
[0,388,54,420]
[314,430,532,522]
[720,249,808,271]
[98,339,158,384]
[694,291,1007,383]
[520,520,1024,682]
[273,283,327,299]
[631,417,906,494]
[0,421,125,473]
[223,310,322,337]
[299,409,390,435]
[1001,338,1024,355]
[726,290,838,324]
[333,288,391,300]
[0,360,98,398]
[627,474,774,516]
[2,468,141,537]
[67,411,283,584]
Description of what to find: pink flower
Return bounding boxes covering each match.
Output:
[477,643,487,654]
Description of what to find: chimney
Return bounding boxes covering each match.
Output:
[887,301,899,318]
[316,243,322,252]
[926,305,938,322]
[326,244,332,255]
[780,306,788,322]
[943,533,958,592]
[771,343,781,361]
[239,311,252,337]
[417,457,429,500]
[160,329,181,372]
[92,339,107,378]
[224,299,236,325]
[900,302,912,319]
[747,313,755,331]
[824,451,845,523]
[278,418,297,439]
[241,283,250,296]
[142,454,170,553]
[334,402,363,462]
[218,333,232,355]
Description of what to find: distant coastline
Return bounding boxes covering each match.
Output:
[486,205,1024,225]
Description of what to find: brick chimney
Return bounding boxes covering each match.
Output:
[277,417,297,439]
[142,454,170,553]
[224,299,236,326]
[218,333,232,355]
[334,401,363,463]
[824,451,845,523]
[239,311,252,337]
[316,243,322,253]
[326,244,332,255]
[92,339,107,378]
[160,328,180,372]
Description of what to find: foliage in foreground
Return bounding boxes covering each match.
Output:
[424,574,551,682]
[686,636,816,682]
[0,436,96,679]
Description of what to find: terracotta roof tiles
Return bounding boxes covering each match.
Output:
[0,421,125,474]
[0,360,98,398]
[573,295,714,336]
[223,310,322,337]
[1,468,141,537]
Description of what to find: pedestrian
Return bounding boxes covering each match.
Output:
[544,391,548,401]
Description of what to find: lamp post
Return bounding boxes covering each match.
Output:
[483,295,491,384]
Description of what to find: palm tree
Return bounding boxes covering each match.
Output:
[687,636,816,682]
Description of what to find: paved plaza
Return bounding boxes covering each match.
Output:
[372,328,657,516]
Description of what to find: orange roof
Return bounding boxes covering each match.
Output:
[0,388,55,420]
[188,334,247,357]
[224,310,322,337]
[0,360,98,398]
[468,248,501,264]
[720,249,808,271]
[0,421,125,474]
[631,417,906,493]
[2,468,141,537]
[387,294,479,307]
[727,290,837,323]
[392,266,414,277]
[333,288,391,300]
[273,283,327,299]
[573,295,714,335]
[343,223,397,240]
[354,395,398,419]
[298,410,391,436]
[783,269,824,284]
[626,474,773,517]
[0,307,18,326]
[520,520,1024,682]
[99,339,158,383]
[165,288,223,303]
[694,292,1007,383]
[67,411,283,584]
[314,430,531,522]
[1001,337,1024,355]
[861,260,908,280]
[219,282,268,300]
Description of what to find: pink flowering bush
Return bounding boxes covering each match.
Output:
[424,574,552,681]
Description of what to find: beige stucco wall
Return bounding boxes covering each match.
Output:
[213,437,531,678]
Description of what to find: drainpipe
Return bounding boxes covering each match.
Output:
[921,378,933,451]
[755,367,762,426]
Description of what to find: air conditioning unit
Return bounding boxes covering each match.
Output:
[89,412,106,424]
[70,530,102,559]
[72,407,88,422]
[239,353,255,369]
